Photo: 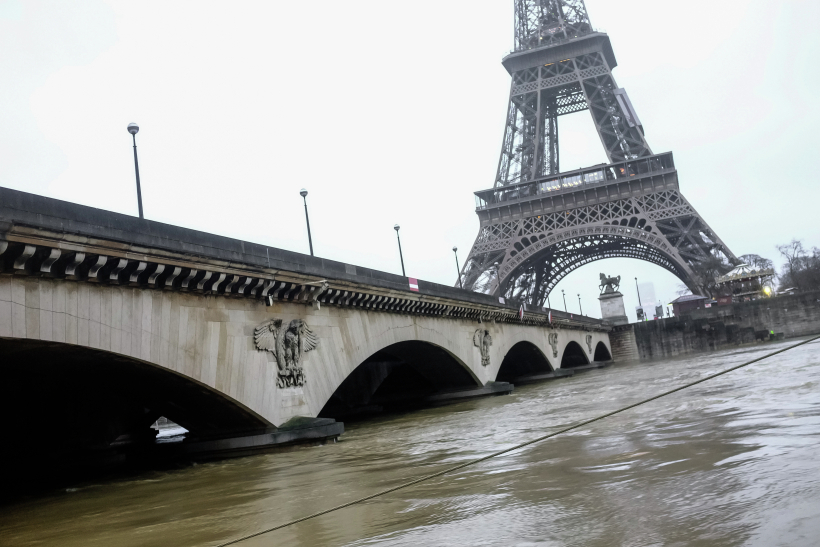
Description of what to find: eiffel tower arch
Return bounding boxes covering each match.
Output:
[461,0,736,306]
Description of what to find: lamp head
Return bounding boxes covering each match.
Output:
[452,246,458,253]
[127,122,139,135]
[300,188,308,198]
[394,224,400,232]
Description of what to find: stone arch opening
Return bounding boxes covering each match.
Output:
[593,341,612,362]
[496,341,553,383]
[318,341,481,421]
[0,338,267,489]
[561,341,589,368]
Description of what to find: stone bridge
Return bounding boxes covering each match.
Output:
[0,187,612,465]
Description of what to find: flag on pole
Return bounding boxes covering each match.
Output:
[518,304,524,320]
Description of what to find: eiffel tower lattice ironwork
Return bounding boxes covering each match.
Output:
[460,0,736,306]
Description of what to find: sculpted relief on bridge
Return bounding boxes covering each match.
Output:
[473,328,493,367]
[254,319,319,388]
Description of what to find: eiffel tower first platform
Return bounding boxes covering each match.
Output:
[461,0,736,306]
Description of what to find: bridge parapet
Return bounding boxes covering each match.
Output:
[0,186,606,331]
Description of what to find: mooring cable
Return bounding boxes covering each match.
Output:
[215,335,820,547]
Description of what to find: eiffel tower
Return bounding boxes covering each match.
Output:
[460,0,736,306]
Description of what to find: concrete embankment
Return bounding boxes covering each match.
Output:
[620,291,820,360]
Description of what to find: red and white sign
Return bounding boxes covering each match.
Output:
[408,277,419,292]
[548,310,552,323]
[519,305,524,320]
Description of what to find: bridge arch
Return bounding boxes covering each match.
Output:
[496,340,553,383]
[318,340,480,420]
[0,338,268,476]
[594,341,612,362]
[560,340,590,368]
[496,225,696,306]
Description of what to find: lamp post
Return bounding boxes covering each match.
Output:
[394,225,405,276]
[127,123,143,219]
[452,246,463,289]
[635,277,643,322]
[561,289,567,312]
[300,188,314,256]
[578,293,583,316]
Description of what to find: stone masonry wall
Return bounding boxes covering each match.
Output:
[632,291,820,360]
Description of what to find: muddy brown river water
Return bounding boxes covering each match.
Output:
[1,339,819,546]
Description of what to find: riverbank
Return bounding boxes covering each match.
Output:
[627,290,820,360]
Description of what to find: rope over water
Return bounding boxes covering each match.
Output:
[215,335,820,546]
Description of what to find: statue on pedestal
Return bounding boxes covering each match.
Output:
[598,273,629,326]
[599,273,621,294]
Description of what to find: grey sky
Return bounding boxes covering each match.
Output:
[1,0,817,319]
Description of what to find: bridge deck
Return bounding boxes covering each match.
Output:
[0,186,605,329]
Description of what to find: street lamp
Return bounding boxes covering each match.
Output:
[300,188,314,256]
[561,289,567,312]
[452,246,463,289]
[127,122,144,219]
[578,293,583,316]
[635,276,643,320]
[394,224,405,276]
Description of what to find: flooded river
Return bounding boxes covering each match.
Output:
[2,339,819,546]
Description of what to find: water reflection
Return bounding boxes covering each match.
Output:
[1,340,818,547]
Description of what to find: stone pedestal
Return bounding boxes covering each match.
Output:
[599,291,629,325]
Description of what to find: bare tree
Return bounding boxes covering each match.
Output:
[777,240,806,290]
[738,254,773,270]
[689,252,733,298]
[776,240,820,291]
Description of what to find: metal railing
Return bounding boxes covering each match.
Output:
[475,152,675,210]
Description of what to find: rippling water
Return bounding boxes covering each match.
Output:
[2,339,819,546]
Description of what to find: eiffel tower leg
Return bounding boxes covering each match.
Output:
[581,74,652,162]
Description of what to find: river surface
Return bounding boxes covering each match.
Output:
[2,339,819,547]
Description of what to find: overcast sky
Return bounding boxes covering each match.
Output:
[1,0,818,320]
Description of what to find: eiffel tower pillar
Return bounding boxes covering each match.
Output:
[461,0,736,307]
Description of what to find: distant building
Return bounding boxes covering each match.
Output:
[715,264,775,304]
[669,294,711,316]
[635,282,657,321]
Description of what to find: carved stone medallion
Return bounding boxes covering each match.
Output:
[473,329,492,367]
[254,319,319,388]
